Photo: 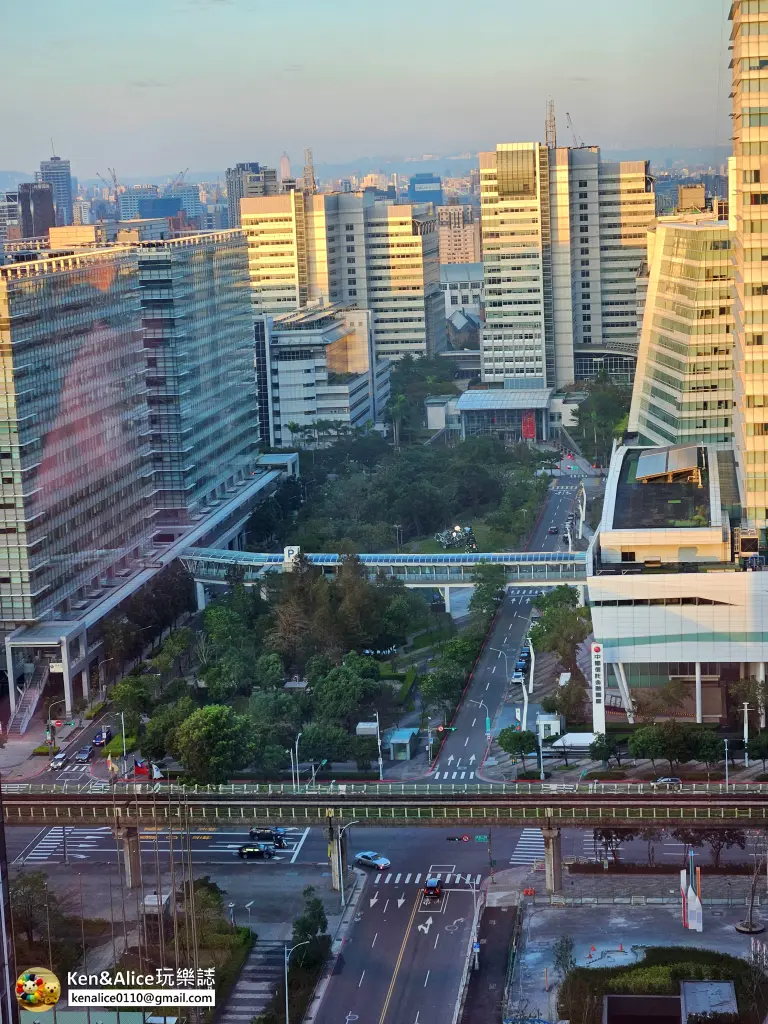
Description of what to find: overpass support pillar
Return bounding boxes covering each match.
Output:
[443,587,452,615]
[759,663,766,730]
[542,826,562,894]
[195,582,207,612]
[116,827,141,889]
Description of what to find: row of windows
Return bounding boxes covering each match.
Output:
[592,597,727,608]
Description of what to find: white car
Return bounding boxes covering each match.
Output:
[355,851,391,871]
[511,671,525,684]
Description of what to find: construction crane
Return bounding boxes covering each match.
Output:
[545,99,557,150]
[302,148,316,195]
[97,168,123,203]
[168,168,189,191]
[565,112,584,149]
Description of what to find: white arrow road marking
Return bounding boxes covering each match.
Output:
[70,854,89,860]
[447,754,455,765]
[469,754,476,764]
[417,916,433,935]
[369,893,379,907]
[444,917,466,934]
[397,893,406,908]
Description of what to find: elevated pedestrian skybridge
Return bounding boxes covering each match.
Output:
[181,548,587,589]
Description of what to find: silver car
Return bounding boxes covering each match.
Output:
[354,851,391,871]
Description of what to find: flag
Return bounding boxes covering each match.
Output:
[151,763,164,780]
[107,753,119,774]
[134,758,149,777]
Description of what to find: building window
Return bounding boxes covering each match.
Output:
[621,551,635,562]
[349,288,357,297]
[581,236,588,244]
[579,191,588,199]
[345,223,354,230]
[581,259,589,266]
[346,245,355,252]
[581,247,589,255]
[583,314,591,322]
[579,203,588,211]
[581,270,590,278]
[580,214,589,222]
[347,257,355,264]
[579,180,587,187]
[451,295,459,304]
[346,234,354,241]
[461,294,469,303]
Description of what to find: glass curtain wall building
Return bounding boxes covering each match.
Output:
[0,249,152,624]
[629,216,734,445]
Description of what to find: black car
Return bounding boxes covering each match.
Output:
[548,525,559,534]
[237,843,274,860]
[249,826,287,848]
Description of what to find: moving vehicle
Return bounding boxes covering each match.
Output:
[423,877,443,901]
[237,843,274,860]
[49,752,68,771]
[354,851,390,871]
[93,727,112,747]
[511,671,525,684]
[74,745,93,763]
[654,777,682,787]
[249,826,287,848]
[548,525,559,534]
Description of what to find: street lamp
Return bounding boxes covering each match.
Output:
[489,647,509,684]
[338,820,359,907]
[245,900,254,931]
[286,748,295,789]
[284,941,310,1024]
[742,702,753,768]
[427,716,433,765]
[294,732,303,793]
[46,698,67,753]
[374,710,384,781]
[536,720,545,781]
[469,699,491,739]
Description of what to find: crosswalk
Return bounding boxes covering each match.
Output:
[507,590,543,600]
[373,871,482,886]
[433,770,475,780]
[509,828,545,865]
[217,941,283,1024]
[14,826,114,864]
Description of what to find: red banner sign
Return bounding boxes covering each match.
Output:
[521,410,536,440]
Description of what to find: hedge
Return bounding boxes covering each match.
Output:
[85,702,106,720]
[32,745,59,756]
[398,667,418,703]
[100,734,137,757]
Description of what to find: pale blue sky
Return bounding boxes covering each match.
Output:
[2,0,732,178]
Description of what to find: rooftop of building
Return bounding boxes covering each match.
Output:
[440,262,483,282]
[612,446,711,531]
[456,387,553,411]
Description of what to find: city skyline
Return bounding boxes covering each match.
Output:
[1,0,731,178]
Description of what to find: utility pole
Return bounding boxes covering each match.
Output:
[742,703,753,768]
[725,737,730,791]
[488,828,495,884]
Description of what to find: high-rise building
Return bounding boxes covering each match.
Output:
[1,183,56,241]
[408,173,443,206]
[225,162,278,228]
[241,191,446,361]
[280,152,292,183]
[118,185,160,220]
[163,184,202,227]
[437,204,481,263]
[72,196,92,225]
[731,0,768,530]
[629,215,734,446]
[478,142,654,389]
[256,305,390,446]
[39,155,73,226]
[136,230,259,525]
[0,249,153,625]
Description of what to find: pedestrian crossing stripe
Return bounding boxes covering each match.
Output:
[509,828,546,865]
[373,872,481,886]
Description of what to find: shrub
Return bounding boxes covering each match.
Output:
[85,702,106,720]
[32,745,59,756]
[101,734,137,757]
[398,667,418,703]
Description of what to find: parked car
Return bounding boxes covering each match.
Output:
[354,851,390,871]
[511,671,525,684]
[237,843,274,861]
[49,752,68,771]
[423,878,443,901]
[93,727,112,747]
[548,525,559,534]
[515,659,528,673]
[74,745,93,763]
[249,826,287,848]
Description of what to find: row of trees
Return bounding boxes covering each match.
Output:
[589,722,768,774]
[571,375,631,465]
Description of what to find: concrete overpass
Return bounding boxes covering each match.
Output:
[180,548,587,610]
[4,780,767,892]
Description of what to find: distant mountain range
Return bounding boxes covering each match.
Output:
[0,171,33,192]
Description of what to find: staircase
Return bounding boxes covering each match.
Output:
[216,940,284,1024]
[8,661,49,736]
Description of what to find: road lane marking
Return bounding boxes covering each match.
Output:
[359,970,366,988]
[405,873,411,883]
[385,873,392,883]
[464,737,469,746]
[414,873,421,883]
[424,971,430,987]
[384,900,389,912]
[486,681,490,689]
[378,891,421,1024]
[461,772,466,779]
[472,718,476,727]
[290,826,310,864]
[434,933,440,949]
[470,772,474,779]
[395,873,401,883]
[375,874,382,884]
[492,665,496,674]
[452,772,457,779]
[372,933,378,947]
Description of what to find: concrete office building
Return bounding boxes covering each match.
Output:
[136,230,259,526]
[118,186,160,220]
[0,185,56,242]
[256,305,390,447]
[241,191,446,361]
[629,215,734,447]
[164,184,202,226]
[440,262,484,316]
[437,204,481,263]
[39,155,73,226]
[226,162,278,228]
[586,442,766,730]
[731,0,768,531]
[479,143,654,389]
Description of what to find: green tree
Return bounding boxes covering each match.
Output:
[747,732,768,772]
[419,661,465,716]
[658,720,695,773]
[553,934,576,979]
[497,728,537,773]
[529,600,591,674]
[11,871,68,945]
[469,562,507,621]
[291,886,331,968]
[110,676,152,736]
[593,827,637,861]
[628,725,665,769]
[353,735,379,771]
[693,730,723,768]
[571,376,631,464]
[254,653,285,690]
[141,695,196,763]
[174,705,254,784]
[300,723,353,764]
[589,733,622,768]
[703,828,746,869]
[554,676,588,724]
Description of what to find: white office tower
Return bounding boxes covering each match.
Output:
[479,143,654,389]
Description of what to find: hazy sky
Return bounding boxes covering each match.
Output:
[2,0,732,179]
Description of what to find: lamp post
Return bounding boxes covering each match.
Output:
[284,941,309,1024]
[46,698,67,755]
[120,711,127,777]
[725,737,730,791]
[374,710,384,781]
[286,748,295,789]
[536,720,545,781]
[489,647,509,689]
[338,820,359,907]
[469,699,491,739]
[427,716,433,765]
[742,703,753,768]
[294,731,303,793]
[245,900,254,931]
[98,658,114,699]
